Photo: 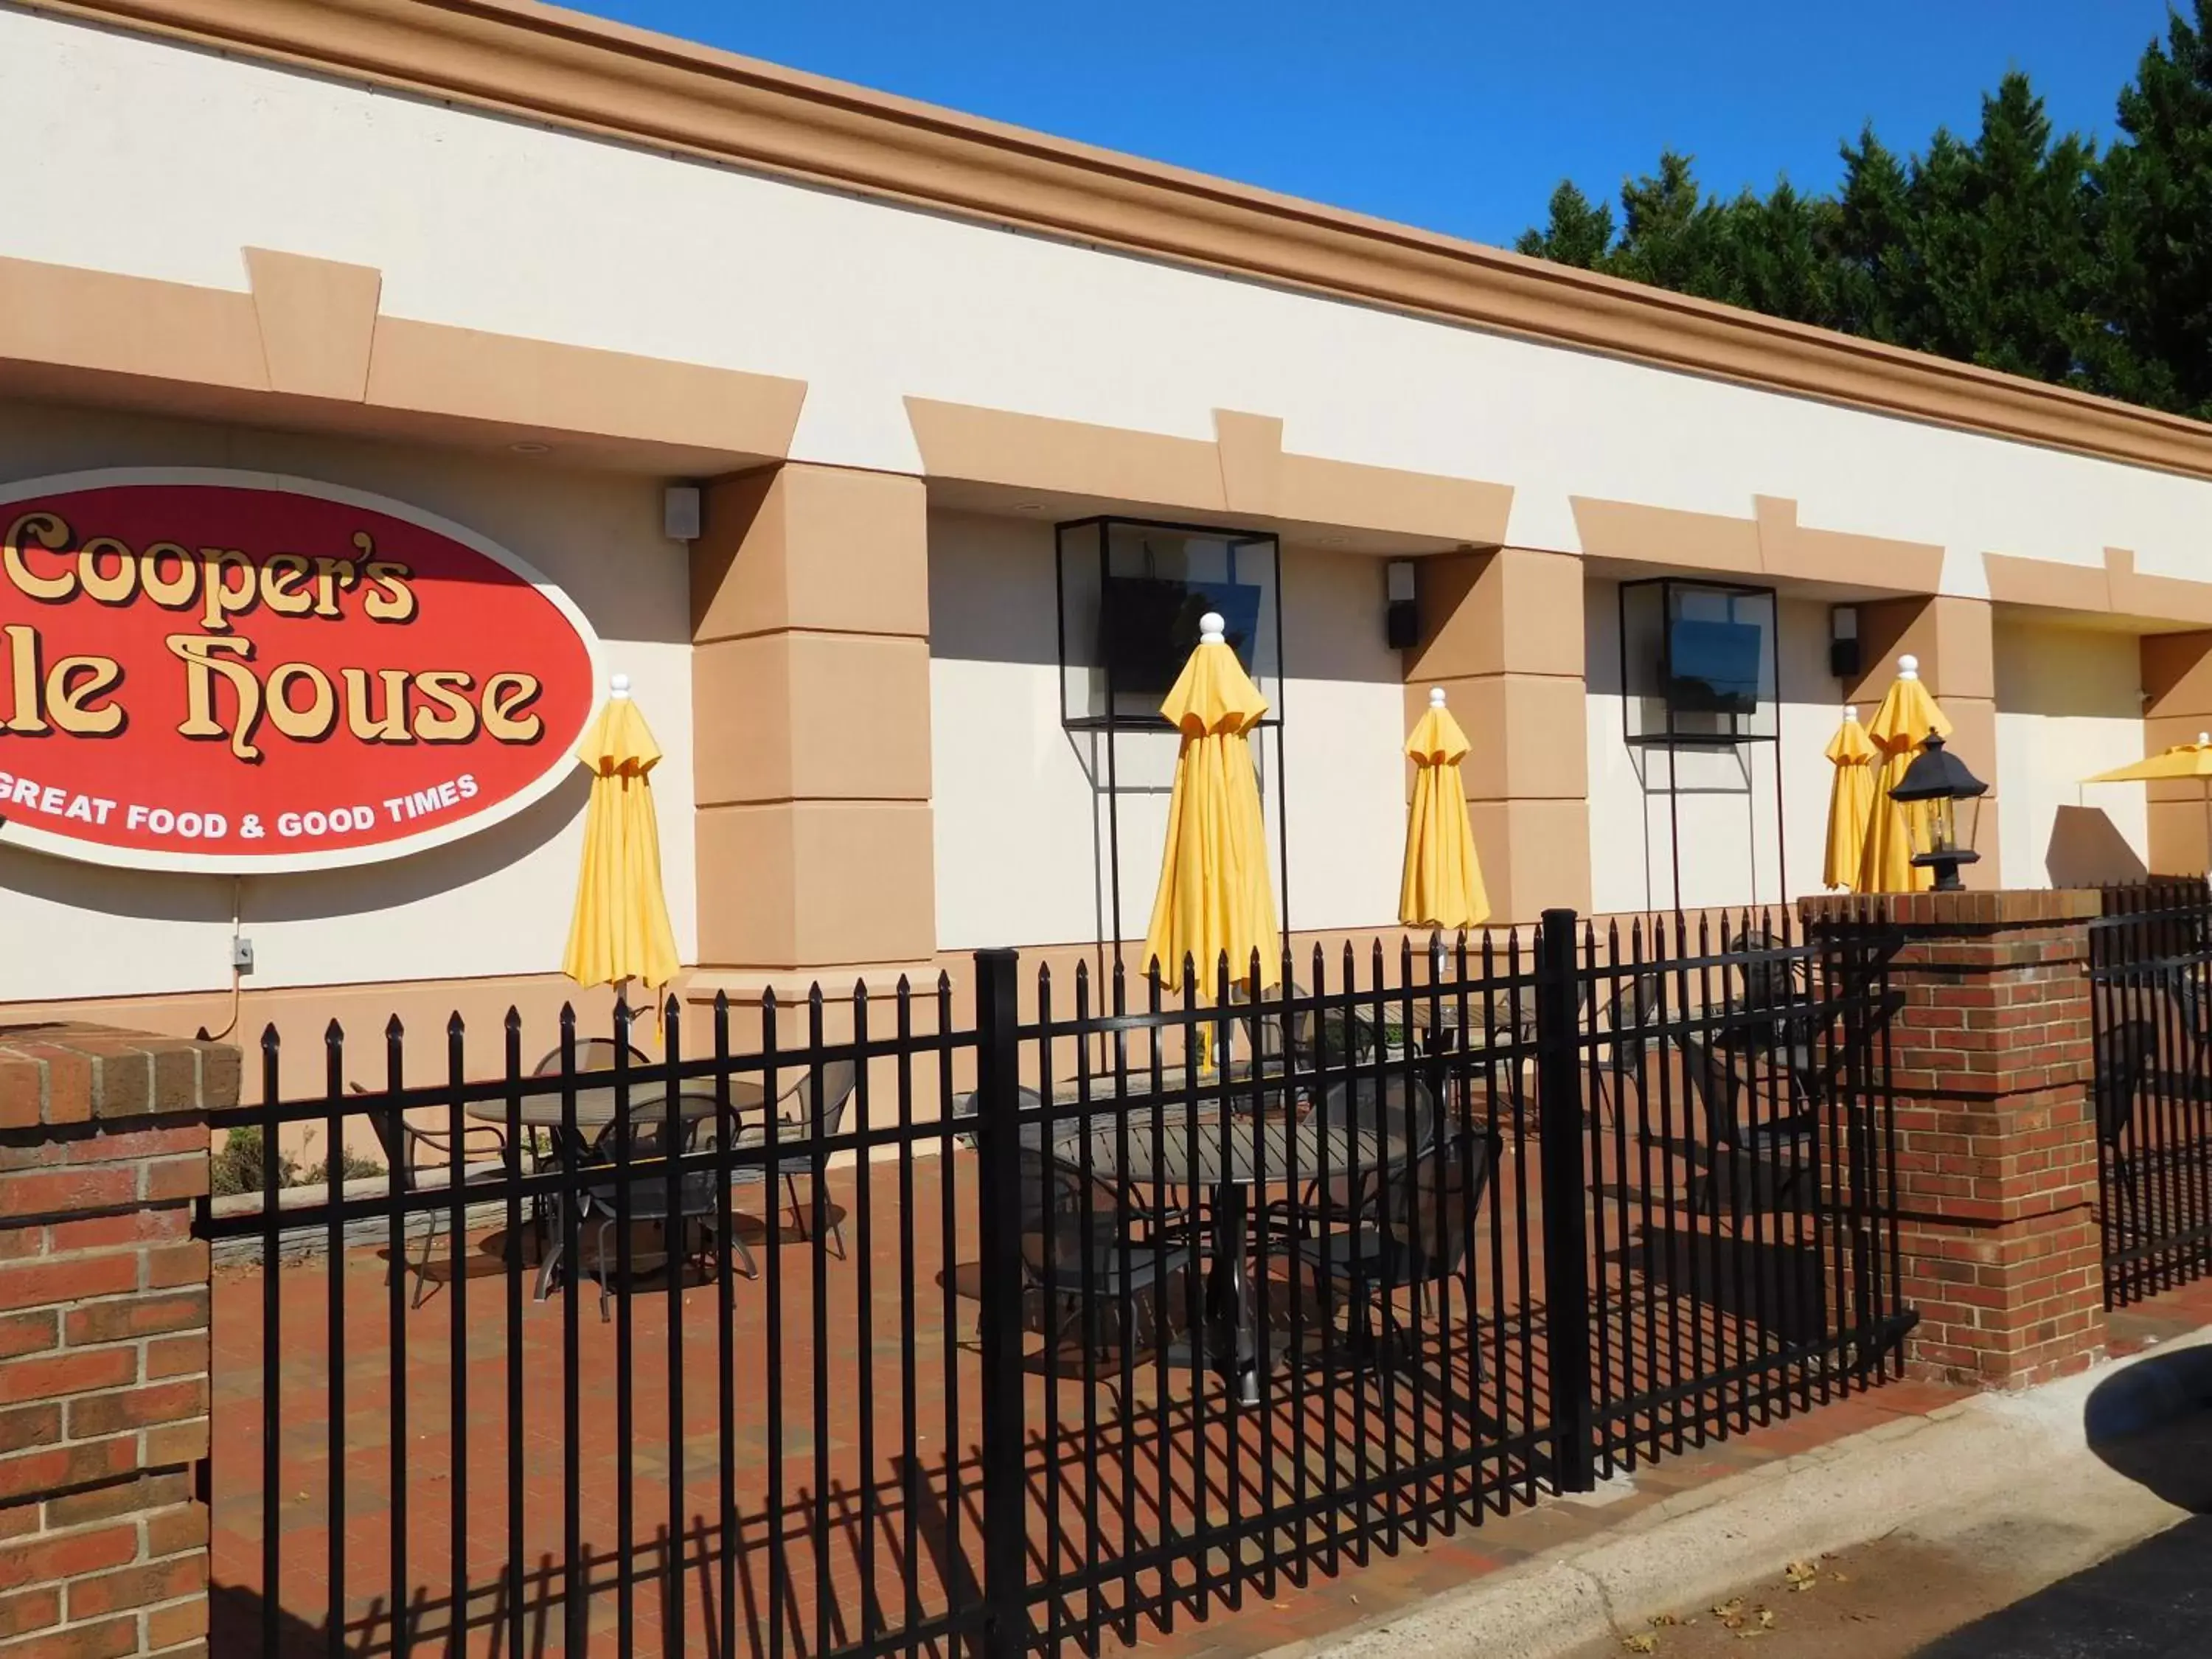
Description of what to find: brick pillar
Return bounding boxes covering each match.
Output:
[0,1024,232,1658]
[2142,630,2212,875]
[1849,596,2001,888]
[1802,891,2105,1390]
[1404,546,1590,922]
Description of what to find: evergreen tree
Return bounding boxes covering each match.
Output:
[1515,181,1615,269]
[1608,152,1733,296]
[2096,0,2212,415]
[1717,179,1843,326]
[1829,127,1917,344]
[1515,63,2134,406]
[1879,75,2101,385]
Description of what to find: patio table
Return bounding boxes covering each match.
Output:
[1071,1075,1430,1405]
[1405,988,1534,1048]
[465,1078,760,1136]
[467,1079,762,1299]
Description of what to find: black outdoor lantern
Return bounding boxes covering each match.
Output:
[1890,730,1989,891]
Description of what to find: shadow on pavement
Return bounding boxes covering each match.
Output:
[1912,1345,2212,1656]
[1910,1514,2212,1657]
[2082,1341,2212,1512]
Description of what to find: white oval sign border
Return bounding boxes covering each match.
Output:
[0,467,604,877]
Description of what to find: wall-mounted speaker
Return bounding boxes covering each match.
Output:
[664,484,703,542]
[1385,560,1419,650]
[1829,605,1860,681]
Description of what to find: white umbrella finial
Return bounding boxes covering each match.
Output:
[1429,686,1447,708]
[1897,654,1919,681]
[610,673,632,699]
[1843,703,1857,722]
[1199,611,1226,645]
[2199,731,2208,747]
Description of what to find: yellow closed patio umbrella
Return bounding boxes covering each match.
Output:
[1142,611,1281,995]
[1399,687,1490,929]
[563,673,682,995]
[1822,705,1877,891]
[1859,655,1952,894]
[2085,734,2212,862]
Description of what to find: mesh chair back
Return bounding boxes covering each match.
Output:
[530,1040,652,1078]
[1377,1130,1497,1282]
[591,1095,717,1215]
[793,1060,860,1140]
[1315,1075,1439,1152]
[1016,1146,1135,1276]
[366,1110,411,1190]
[1729,930,1817,1059]
[595,1095,696,1162]
[1731,929,1802,1009]
[1674,1029,1752,1152]
[2095,1018,2157,1150]
[1235,982,1315,1070]
[1599,970,1667,1077]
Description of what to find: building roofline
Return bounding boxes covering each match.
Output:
[38,0,2212,481]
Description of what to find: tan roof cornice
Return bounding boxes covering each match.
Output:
[38,0,2212,481]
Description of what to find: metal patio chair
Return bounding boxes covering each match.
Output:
[1260,1074,1439,1256]
[1229,979,1317,1078]
[524,1038,653,1298]
[1293,1124,1498,1372]
[1015,1146,1194,1401]
[2096,1017,2158,1154]
[2096,1015,2159,1251]
[363,1100,510,1310]
[720,1060,860,1267]
[581,1094,720,1323]
[1674,1026,1818,1217]
[1728,929,1827,1096]
[1731,926,1807,1009]
[1587,967,1668,1132]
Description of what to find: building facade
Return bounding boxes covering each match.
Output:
[5,0,2212,1085]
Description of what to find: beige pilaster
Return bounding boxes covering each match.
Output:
[2141,630,2212,874]
[1403,547,1590,922]
[1848,595,2000,889]
[688,464,936,993]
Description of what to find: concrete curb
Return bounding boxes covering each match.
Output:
[1262,1332,2212,1659]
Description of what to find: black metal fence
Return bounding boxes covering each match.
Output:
[2091,879,2212,1306]
[192,908,1909,1658]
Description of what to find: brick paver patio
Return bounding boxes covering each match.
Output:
[207,1124,1897,1658]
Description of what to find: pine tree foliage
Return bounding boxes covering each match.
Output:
[1516,7,2212,417]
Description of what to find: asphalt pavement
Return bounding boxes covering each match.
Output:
[1913,1514,2212,1658]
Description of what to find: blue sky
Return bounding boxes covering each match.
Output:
[569,1,2177,249]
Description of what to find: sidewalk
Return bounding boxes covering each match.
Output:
[1127,1281,2212,1659]
[1116,1379,1966,1659]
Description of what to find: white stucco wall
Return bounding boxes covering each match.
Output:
[1586,581,1840,916]
[8,7,2212,995]
[1994,618,2149,887]
[0,401,695,1003]
[928,510,1404,952]
[8,8,2212,590]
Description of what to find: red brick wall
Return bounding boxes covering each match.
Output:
[1804,890,2107,1390]
[0,1026,232,1659]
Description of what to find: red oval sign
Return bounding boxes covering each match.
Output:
[0,470,599,872]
